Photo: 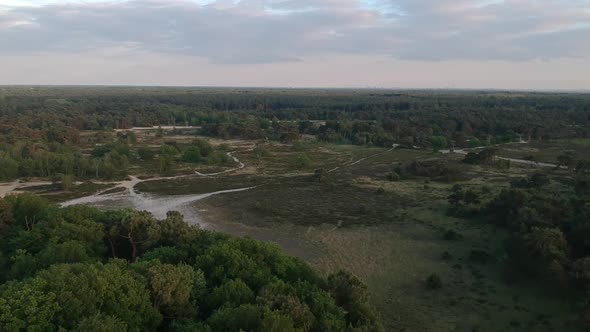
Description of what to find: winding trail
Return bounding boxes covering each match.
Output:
[327,144,399,173]
[60,181,254,226]
[0,151,253,226]
[57,151,253,225]
[113,125,200,132]
[3,140,563,227]
[440,144,561,168]
[194,152,246,176]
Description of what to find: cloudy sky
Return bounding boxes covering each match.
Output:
[0,0,589,89]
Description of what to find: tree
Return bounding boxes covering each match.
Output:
[260,309,297,332]
[0,153,19,181]
[160,144,178,157]
[573,257,590,288]
[102,151,129,179]
[36,240,93,268]
[253,144,269,163]
[556,152,576,170]
[160,211,200,246]
[155,126,164,138]
[35,262,161,330]
[193,139,213,157]
[448,185,465,208]
[430,136,448,152]
[426,273,443,290]
[463,189,481,205]
[293,154,311,170]
[577,160,590,175]
[137,146,155,161]
[0,199,14,234]
[487,189,530,228]
[257,281,314,331]
[386,169,400,181]
[61,174,75,191]
[169,320,211,332]
[207,278,255,310]
[0,278,59,331]
[327,271,381,330]
[463,148,497,165]
[207,304,263,332]
[74,314,128,332]
[147,263,196,318]
[183,146,202,163]
[524,227,569,264]
[313,169,324,183]
[108,211,161,262]
[159,155,175,176]
[6,193,49,231]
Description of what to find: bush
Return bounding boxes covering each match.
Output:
[425,274,443,290]
[137,146,155,161]
[443,230,463,241]
[386,170,400,181]
[462,148,497,165]
[293,154,311,170]
[253,145,270,160]
[573,257,590,287]
[510,173,550,189]
[182,146,202,163]
[397,159,463,182]
[469,250,492,264]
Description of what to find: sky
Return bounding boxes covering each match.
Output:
[0,0,589,89]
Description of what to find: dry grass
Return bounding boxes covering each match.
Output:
[146,141,581,332]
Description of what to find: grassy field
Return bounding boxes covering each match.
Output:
[46,134,581,331]
[134,142,580,332]
[25,182,114,203]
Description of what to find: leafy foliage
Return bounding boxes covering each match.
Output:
[0,196,382,331]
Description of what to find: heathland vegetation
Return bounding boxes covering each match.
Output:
[1,87,589,331]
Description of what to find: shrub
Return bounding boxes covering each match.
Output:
[293,154,311,170]
[386,170,400,181]
[425,274,443,290]
[444,230,463,241]
[469,250,492,264]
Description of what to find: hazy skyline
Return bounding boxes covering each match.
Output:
[0,0,589,89]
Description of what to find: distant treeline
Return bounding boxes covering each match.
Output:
[0,88,589,180]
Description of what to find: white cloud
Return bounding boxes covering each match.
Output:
[0,0,586,62]
[0,0,588,88]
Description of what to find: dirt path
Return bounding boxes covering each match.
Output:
[113,125,200,132]
[327,144,399,173]
[0,150,246,199]
[194,152,246,176]
[440,142,560,168]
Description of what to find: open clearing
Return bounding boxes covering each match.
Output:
[19,129,580,332]
[135,141,578,332]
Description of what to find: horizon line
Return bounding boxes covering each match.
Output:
[1,84,589,94]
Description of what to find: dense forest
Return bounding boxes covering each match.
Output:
[0,195,382,331]
[1,87,589,182]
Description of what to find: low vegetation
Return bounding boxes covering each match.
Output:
[1,87,589,331]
